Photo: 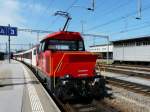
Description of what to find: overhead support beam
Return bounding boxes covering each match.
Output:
[18,28,53,33]
[82,33,109,39]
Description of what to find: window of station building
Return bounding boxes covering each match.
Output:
[143,41,147,45]
[136,42,142,46]
[102,48,106,50]
[125,42,135,47]
[143,41,150,45]
[124,43,128,46]
[114,43,123,47]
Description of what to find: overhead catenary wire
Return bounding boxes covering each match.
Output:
[0,43,32,46]
[18,28,53,33]
[86,0,131,28]
[34,0,55,27]
[98,0,131,17]
[104,19,150,35]
[110,22,150,35]
[86,4,150,32]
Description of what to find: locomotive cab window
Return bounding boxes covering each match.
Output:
[39,42,46,52]
[45,39,85,51]
[41,42,45,51]
[39,43,42,53]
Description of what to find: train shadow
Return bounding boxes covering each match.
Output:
[0,80,40,87]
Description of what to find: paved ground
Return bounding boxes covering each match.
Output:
[0,60,60,112]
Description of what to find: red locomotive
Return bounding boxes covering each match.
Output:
[14,31,107,101]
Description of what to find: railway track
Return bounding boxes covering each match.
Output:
[62,100,120,112]
[65,102,98,112]
[106,77,150,97]
[106,65,150,72]
[97,63,150,79]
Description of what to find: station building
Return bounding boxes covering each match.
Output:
[89,44,113,59]
[113,36,150,64]
[89,36,150,64]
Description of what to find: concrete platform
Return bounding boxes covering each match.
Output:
[101,71,150,87]
[0,60,60,112]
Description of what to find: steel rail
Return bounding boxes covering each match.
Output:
[106,77,150,96]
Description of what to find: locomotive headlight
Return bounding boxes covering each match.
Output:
[64,74,70,78]
[63,74,71,80]
[96,72,101,76]
[60,74,71,80]
[62,74,71,85]
[92,77,100,86]
[94,68,101,76]
[94,78,100,82]
[62,80,67,85]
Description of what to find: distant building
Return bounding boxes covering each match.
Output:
[89,44,113,59]
[113,36,150,63]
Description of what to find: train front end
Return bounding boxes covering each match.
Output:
[53,52,107,101]
[40,31,107,101]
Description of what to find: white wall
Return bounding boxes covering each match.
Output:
[113,45,150,62]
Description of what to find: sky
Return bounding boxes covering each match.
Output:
[0,0,150,51]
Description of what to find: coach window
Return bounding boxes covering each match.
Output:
[34,49,36,55]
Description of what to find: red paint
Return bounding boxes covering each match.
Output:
[37,31,98,78]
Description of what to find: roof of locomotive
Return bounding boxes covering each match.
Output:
[42,31,83,42]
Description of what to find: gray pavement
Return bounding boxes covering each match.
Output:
[0,60,60,112]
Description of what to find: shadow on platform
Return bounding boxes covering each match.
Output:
[0,80,40,88]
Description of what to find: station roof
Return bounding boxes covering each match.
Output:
[42,31,83,41]
[112,35,150,43]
